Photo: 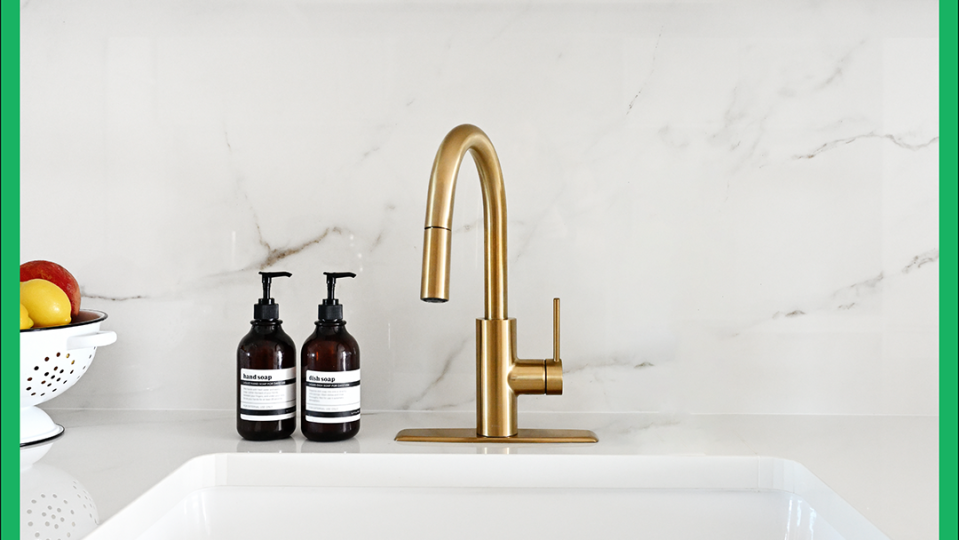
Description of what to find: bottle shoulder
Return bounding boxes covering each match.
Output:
[303,323,358,348]
[239,322,296,349]
[302,335,359,355]
[301,322,359,370]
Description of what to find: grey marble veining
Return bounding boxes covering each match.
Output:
[20,0,938,415]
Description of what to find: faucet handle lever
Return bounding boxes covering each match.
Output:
[546,298,563,395]
[552,298,560,363]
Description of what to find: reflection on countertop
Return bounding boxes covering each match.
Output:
[25,409,937,540]
[20,462,99,540]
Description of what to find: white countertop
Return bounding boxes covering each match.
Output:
[27,409,938,540]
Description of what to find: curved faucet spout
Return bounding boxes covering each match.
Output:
[421,124,508,320]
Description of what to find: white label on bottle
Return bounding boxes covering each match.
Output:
[305,369,360,423]
[239,367,296,421]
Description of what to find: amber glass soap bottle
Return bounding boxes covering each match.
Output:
[237,271,296,441]
[301,271,360,442]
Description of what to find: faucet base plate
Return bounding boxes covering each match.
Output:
[394,428,598,444]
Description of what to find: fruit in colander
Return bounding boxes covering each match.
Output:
[20,279,72,328]
[20,303,33,330]
[20,260,81,317]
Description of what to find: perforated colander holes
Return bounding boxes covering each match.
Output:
[25,493,83,539]
[75,488,95,521]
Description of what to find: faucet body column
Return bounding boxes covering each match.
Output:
[476,319,516,437]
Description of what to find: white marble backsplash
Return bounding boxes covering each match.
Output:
[20,0,939,415]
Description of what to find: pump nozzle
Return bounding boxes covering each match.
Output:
[261,271,292,302]
[319,272,356,321]
[254,271,292,320]
[324,272,356,303]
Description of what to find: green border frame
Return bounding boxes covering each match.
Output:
[2,0,20,537]
[940,2,958,539]
[1,2,956,539]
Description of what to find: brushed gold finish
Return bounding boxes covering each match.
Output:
[553,298,561,362]
[395,428,599,444]
[545,359,563,395]
[402,124,596,444]
[421,124,507,319]
[421,227,451,302]
[509,360,547,395]
[546,298,563,395]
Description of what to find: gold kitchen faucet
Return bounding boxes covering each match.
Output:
[395,124,597,443]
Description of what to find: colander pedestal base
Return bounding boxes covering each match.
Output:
[21,406,65,447]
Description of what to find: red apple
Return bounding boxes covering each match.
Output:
[20,260,81,317]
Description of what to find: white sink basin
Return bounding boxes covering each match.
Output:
[86,453,888,540]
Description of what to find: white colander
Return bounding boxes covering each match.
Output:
[20,310,116,447]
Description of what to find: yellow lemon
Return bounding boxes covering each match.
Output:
[21,279,72,328]
[20,303,34,330]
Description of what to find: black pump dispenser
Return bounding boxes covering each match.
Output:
[254,271,292,321]
[319,272,355,321]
